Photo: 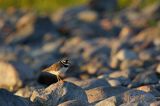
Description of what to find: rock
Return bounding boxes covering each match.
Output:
[120,101,151,106]
[15,86,37,98]
[86,86,128,103]
[150,101,160,106]
[119,26,133,41]
[110,57,120,69]
[6,13,36,44]
[139,51,152,61]
[142,3,160,20]
[116,49,138,61]
[0,60,36,91]
[58,100,88,106]
[109,70,130,79]
[0,46,17,61]
[131,26,160,50]
[30,82,88,106]
[81,55,109,74]
[0,88,32,106]
[71,78,110,90]
[128,70,158,88]
[120,59,144,70]
[136,85,160,97]
[89,0,117,12]
[107,79,121,87]
[95,89,156,106]
[77,10,97,22]
[95,97,117,106]
[16,13,35,30]
[156,64,160,74]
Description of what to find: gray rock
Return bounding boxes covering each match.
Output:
[15,86,38,98]
[30,82,88,106]
[128,70,158,88]
[77,10,97,22]
[120,101,150,106]
[0,46,17,61]
[71,78,110,90]
[116,49,138,61]
[95,89,156,106]
[0,60,36,91]
[156,64,160,74]
[6,13,36,44]
[150,101,160,106]
[58,100,88,106]
[86,86,128,103]
[0,88,32,106]
[136,85,160,97]
[89,0,117,12]
[107,79,121,87]
[120,59,143,70]
[108,70,134,86]
[95,97,117,106]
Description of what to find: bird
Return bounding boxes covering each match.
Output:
[42,58,71,83]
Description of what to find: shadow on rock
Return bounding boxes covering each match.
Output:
[0,88,33,106]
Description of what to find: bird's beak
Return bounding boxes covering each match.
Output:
[42,68,47,72]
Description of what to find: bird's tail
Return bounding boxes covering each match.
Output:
[42,68,48,72]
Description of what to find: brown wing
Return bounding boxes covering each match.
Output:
[42,63,62,72]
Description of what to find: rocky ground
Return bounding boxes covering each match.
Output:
[0,0,160,106]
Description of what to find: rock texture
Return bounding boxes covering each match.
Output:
[0,89,32,106]
[0,0,160,106]
[30,82,88,106]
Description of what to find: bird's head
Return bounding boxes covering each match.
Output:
[60,58,71,67]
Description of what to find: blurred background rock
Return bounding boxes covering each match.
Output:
[0,0,160,106]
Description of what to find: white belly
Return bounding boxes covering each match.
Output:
[59,67,68,74]
[50,67,68,75]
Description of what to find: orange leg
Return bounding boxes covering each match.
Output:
[58,76,64,83]
[56,75,60,82]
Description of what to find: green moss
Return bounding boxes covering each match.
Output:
[0,0,160,13]
[147,19,158,26]
[118,0,131,9]
[118,0,160,9]
[0,0,87,13]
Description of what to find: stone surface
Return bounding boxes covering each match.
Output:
[58,100,88,106]
[0,88,32,106]
[95,89,156,106]
[14,86,37,98]
[136,85,160,97]
[70,78,110,90]
[150,101,160,106]
[128,70,158,88]
[107,79,121,87]
[77,10,97,22]
[30,82,88,106]
[156,64,160,74]
[0,1,159,106]
[116,49,138,61]
[0,60,36,91]
[86,86,128,103]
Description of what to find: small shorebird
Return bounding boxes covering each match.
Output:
[42,58,71,82]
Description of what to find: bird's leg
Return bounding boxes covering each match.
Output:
[56,75,60,82]
[58,76,64,83]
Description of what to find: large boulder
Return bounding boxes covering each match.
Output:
[95,89,156,106]
[0,60,36,91]
[30,82,88,106]
[86,86,128,103]
[58,100,88,106]
[0,88,32,106]
[68,78,110,90]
